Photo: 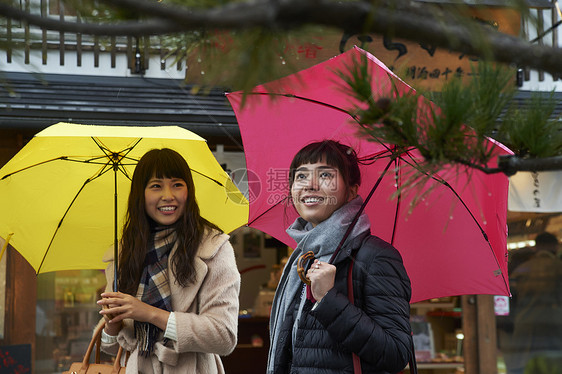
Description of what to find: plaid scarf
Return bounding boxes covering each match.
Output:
[134,227,176,356]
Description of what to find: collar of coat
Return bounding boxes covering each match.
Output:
[102,228,229,263]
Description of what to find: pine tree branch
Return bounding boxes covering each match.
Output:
[1,0,562,75]
[96,0,278,28]
[498,155,562,176]
[0,3,183,34]
[431,156,562,175]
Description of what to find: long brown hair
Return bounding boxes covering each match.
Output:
[118,148,221,294]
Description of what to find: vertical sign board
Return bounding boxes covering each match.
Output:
[508,171,562,212]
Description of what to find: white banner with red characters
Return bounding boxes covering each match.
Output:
[508,171,562,212]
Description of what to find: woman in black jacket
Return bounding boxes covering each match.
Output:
[267,140,413,374]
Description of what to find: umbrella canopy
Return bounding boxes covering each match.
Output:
[227,46,511,303]
[0,122,248,276]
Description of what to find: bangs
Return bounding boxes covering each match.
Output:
[289,140,361,188]
[151,156,187,180]
[137,149,191,185]
[290,142,347,174]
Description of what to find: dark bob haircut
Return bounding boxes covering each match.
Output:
[288,140,361,192]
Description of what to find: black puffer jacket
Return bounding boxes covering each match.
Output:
[269,232,412,374]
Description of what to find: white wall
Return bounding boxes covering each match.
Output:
[212,145,249,199]
[520,8,562,92]
[0,49,185,79]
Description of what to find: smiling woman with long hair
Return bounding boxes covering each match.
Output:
[97,148,240,374]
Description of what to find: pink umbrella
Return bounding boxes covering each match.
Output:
[227,46,511,303]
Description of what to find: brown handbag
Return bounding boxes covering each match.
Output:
[63,321,127,374]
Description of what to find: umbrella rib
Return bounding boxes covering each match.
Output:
[36,159,122,273]
[63,158,109,165]
[1,156,136,181]
[246,92,358,119]
[110,141,140,181]
[37,177,93,274]
[390,157,401,246]
[1,156,83,179]
[328,157,395,264]
[90,165,118,180]
[91,137,140,163]
[115,161,133,181]
[91,137,140,158]
[248,195,290,227]
[438,178,510,291]
[397,152,510,292]
[358,147,415,165]
[358,147,407,245]
[90,137,141,180]
[357,147,410,245]
[191,169,224,187]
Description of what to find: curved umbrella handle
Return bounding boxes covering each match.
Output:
[297,251,315,286]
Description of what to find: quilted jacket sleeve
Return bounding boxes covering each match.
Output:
[312,237,412,373]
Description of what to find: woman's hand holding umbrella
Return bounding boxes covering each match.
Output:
[306,260,336,302]
[98,292,171,333]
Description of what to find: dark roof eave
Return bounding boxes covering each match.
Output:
[0,72,240,139]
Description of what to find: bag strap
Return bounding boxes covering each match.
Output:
[77,322,125,374]
[409,337,418,374]
[347,252,418,374]
[347,254,362,374]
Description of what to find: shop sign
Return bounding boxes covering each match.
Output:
[186,7,520,91]
[494,295,510,316]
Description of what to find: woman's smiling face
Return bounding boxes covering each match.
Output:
[144,176,188,226]
[291,159,355,227]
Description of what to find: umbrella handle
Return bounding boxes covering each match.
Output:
[101,302,116,321]
[297,251,315,286]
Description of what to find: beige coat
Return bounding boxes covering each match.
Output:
[99,230,240,374]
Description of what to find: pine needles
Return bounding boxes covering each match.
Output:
[339,55,561,176]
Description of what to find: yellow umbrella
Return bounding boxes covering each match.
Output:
[0,122,248,281]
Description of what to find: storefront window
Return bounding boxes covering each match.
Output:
[497,214,562,374]
[0,248,6,340]
[36,270,107,373]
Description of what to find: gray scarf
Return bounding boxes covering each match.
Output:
[267,196,371,373]
[286,195,371,263]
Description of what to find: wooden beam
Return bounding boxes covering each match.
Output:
[462,295,498,374]
[462,295,478,373]
[477,295,498,373]
[4,247,37,373]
